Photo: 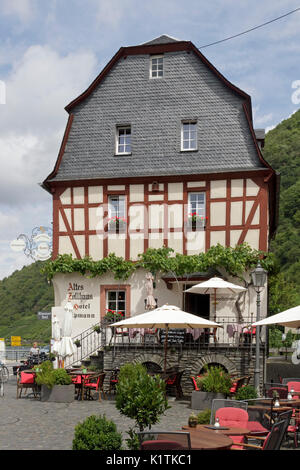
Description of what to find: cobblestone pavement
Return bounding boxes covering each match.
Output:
[0,367,296,451]
[0,371,193,450]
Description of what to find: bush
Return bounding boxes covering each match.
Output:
[115,363,170,449]
[235,385,258,401]
[196,409,211,424]
[72,415,122,450]
[196,366,231,395]
[34,361,72,388]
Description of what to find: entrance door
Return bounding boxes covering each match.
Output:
[183,284,210,319]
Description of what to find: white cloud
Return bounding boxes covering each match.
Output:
[0,0,36,23]
[0,45,98,205]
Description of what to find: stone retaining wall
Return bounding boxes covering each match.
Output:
[103,345,265,395]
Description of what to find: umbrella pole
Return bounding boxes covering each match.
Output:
[164,325,169,373]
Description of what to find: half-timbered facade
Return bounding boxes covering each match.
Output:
[43,36,278,364]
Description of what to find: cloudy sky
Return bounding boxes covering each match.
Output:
[0,0,300,280]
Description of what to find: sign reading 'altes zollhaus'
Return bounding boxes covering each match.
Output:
[67,282,95,320]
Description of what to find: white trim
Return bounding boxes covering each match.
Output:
[115,125,131,155]
[150,55,164,79]
[181,121,198,151]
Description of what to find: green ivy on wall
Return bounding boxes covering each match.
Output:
[41,243,276,282]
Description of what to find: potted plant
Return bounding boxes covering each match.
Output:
[104,310,124,324]
[115,363,170,450]
[191,366,231,410]
[74,339,81,348]
[187,213,208,231]
[93,324,101,334]
[35,361,75,403]
[188,413,198,428]
[108,216,127,234]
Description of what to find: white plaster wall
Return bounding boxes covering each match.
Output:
[52,269,268,344]
[210,180,227,199]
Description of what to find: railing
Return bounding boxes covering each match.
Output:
[65,314,262,367]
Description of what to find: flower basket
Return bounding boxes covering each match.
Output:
[108,217,127,233]
[104,310,124,324]
[187,213,207,231]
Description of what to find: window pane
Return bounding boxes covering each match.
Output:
[108,291,116,300]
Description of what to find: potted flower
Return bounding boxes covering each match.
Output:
[108,216,127,234]
[35,361,75,403]
[187,213,208,231]
[191,366,231,410]
[188,413,198,428]
[93,324,101,334]
[104,310,124,324]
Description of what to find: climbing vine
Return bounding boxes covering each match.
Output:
[41,243,276,282]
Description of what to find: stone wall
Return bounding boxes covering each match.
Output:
[103,345,266,395]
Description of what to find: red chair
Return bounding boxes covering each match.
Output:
[84,373,106,401]
[190,376,200,391]
[215,407,249,448]
[17,371,38,399]
[286,382,300,447]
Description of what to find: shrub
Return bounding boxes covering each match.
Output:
[196,366,231,395]
[72,415,122,450]
[196,409,211,424]
[235,385,258,401]
[115,363,170,449]
[34,361,72,388]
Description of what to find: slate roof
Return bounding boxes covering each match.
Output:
[45,36,271,185]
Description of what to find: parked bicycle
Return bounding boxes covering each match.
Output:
[0,361,9,383]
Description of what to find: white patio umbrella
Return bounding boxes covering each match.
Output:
[58,301,77,367]
[252,305,300,329]
[145,272,157,310]
[184,276,246,320]
[51,315,61,356]
[111,304,221,372]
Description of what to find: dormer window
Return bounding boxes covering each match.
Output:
[116,126,131,154]
[150,55,163,78]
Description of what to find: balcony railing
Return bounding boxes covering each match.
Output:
[66,314,261,367]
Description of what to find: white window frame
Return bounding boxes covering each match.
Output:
[150,55,164,79]
[108,195,126,232]
[181,121,197,151]
[188,192,206,229]
[116,126,131,155]
[106,290,126,316]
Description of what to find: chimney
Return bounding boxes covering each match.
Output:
[254,129,265,150]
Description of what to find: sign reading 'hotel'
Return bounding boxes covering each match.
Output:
[67,283,94,318]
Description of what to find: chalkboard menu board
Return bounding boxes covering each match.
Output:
[160,329,185,344]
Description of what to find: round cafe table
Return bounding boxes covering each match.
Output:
[179,426,233,450]
[182,424,249,437]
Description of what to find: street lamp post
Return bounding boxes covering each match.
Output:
[251,262,268,395]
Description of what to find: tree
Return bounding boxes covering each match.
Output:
[115,363,170,449]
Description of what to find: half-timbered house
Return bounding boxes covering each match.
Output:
[43,35,278,384]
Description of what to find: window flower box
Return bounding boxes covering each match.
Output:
[187,213,207,231]
[108,217,127,234]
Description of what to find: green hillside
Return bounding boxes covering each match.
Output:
[0,261,54,344]
[263,109,300,312]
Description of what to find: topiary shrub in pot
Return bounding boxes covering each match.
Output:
[115,363,170,450]
[72,415,123,450]
[234,385,258,401]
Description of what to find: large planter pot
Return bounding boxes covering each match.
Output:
[191,391,225,410]
[40,384,75,403]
